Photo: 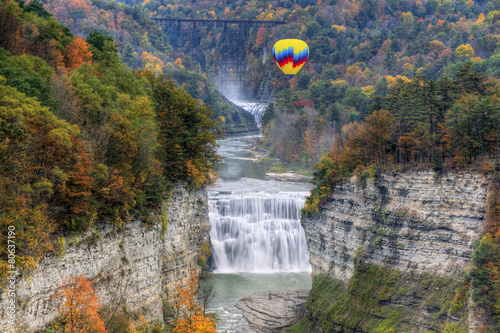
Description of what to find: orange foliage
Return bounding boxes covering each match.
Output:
[173,269,216,333]
[255,26,267,47]
[174,57,184,68]
[59,136,93,214]
[53,275,106,333]
[360,110,396,164]
[64,37,93,70]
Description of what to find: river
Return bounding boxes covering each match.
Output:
[206,102,313,332]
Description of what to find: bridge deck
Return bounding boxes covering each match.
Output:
[152,18,286,24]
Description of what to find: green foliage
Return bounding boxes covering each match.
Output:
[471,233,500,311]
[290,262,467,333]
[57,237,66,258]
[147,72,224,189]
[449,283,470,317]
[24,0,52,19]
[162,300,176,321]
[0,48,57,108]
[86,30,118,64]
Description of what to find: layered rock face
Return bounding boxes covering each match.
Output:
[304,170,489,282]
[297,170,491,332]
[0,184,210,332]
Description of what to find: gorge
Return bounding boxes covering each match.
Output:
[1,102,493,333]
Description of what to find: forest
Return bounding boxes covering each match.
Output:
[0,0,223,284]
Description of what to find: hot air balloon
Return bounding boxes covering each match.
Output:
[272,39,309,80]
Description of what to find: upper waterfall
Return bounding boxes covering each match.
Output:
[232,101,268,127]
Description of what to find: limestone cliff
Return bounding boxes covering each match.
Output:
[0,184,210,332]
[294,170,490,332]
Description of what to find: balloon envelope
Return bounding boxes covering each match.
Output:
[272,39,309,79]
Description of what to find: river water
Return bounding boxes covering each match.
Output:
[206,103,313,332]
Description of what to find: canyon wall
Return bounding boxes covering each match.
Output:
[297,170,490,332]
[0,184,210,332]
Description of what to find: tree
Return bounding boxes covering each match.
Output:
[360,110,396,164]
[147,73,223,188]
[85,30,118,65]
[0,0,22,51]
[64,37,92,70]
[456,62,492,95]
[52,275,106,333]
[173,269,216,333]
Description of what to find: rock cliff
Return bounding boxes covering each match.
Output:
[294,170,490,332]
[0,184,210,332]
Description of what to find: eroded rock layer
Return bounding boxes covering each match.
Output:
[0,184,210,332]
[296,170,490,332]
[304,170,489,282]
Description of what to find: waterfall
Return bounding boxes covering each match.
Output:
[232,101,268,127]
[209,190,311,273]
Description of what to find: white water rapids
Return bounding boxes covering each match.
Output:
[209,191,311,273]
[232,101,268,127]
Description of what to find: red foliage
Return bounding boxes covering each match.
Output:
[292,99,314,108]
[255,26,267,47]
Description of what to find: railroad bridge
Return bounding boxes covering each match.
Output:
[152,18,286,95]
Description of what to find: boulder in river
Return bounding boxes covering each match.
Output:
[235,289,310,332]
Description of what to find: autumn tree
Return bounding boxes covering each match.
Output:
[360,110,396,164]
[52,275,106,333]
[64,37,92,70]
[173,269,216,333]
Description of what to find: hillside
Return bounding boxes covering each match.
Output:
[0,0,222,282]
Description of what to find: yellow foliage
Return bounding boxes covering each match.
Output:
[455,44,475,58]
[477,13,485,25]
[385,75,411,87]
[402,11,414,21]
[141,52,165,75]
[332,24,346,33]
[429,40,446,53]
[331,79,348,86]
[361,85,374,97]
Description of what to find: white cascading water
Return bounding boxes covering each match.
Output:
[209,190,311,273]
[232,101,268,127]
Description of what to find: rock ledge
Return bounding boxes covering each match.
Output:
[236,289,309,332]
